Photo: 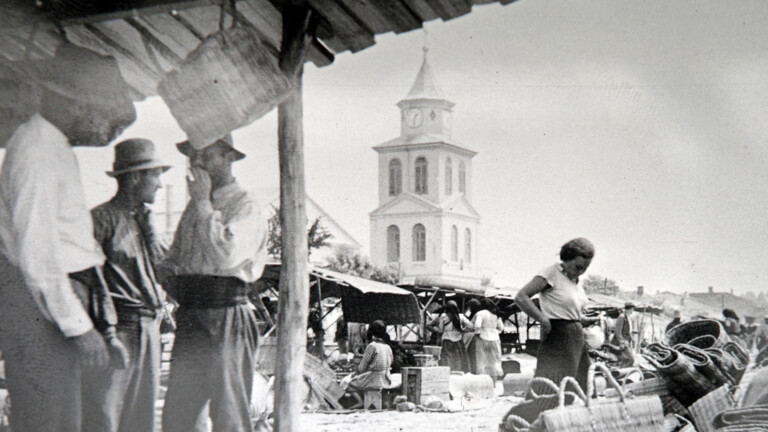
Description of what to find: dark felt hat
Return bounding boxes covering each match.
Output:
[176,134,245,161]
[625,302,636,310]
[107,138,171,177]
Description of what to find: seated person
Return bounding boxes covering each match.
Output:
[343,320,394,408]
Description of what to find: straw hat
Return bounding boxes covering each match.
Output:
[107,138,171,177]
[176,134,245,161]
[21,42,133,109]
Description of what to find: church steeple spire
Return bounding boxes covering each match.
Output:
[401,33,449,103]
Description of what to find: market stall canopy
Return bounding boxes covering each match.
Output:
[586,293,664,317]
[0,0,519,99]
[259,263,421,325]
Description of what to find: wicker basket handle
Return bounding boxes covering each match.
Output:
[558,376,588,408]
[526,376,560,400]
[589,362,626,403]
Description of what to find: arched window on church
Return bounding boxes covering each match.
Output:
[387,225,400,262]
[464,228,472,263]
[451,225,458,261]
[389,159,402,196]
[412,224,426,262]
[458,161,466,194]
[445,158,453,195]
[415,157,428,195]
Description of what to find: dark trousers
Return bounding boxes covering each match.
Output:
[0,256,83,432]
[83,314,161,432]
[161,303,259,432]
[534,320,590,391]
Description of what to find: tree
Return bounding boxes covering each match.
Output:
[582,274,620,295]
[325,244,400,285]
[266,205,333,260]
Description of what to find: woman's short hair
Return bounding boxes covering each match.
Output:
[560,237,595,262]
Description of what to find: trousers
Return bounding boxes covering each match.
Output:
[83,314,161,432]
[0,256,83,432]
[161,299,259,432]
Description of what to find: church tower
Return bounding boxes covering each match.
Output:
[369,46,481,284]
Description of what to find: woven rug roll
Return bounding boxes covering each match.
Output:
[158,24,292,149]
[676,344,731,388]
[712,406,768,431]
[690,385,738,432]
[666,320,731,349]
[690,335,719,349]
[645,343,716,406]
[724,342,749,384]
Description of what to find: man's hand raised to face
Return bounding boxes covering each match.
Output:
[187,167,211,202]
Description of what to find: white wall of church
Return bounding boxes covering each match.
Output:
[440,216,479,278]
[370,214,443,278]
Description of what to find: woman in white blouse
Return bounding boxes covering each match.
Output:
[514,238,598,400]
[428,300,473,372]
[472,298,505,382]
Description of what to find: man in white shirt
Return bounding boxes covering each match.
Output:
[0,43,135,432]
[161,135,267,432]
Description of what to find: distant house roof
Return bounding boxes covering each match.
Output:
[689,291,764,320]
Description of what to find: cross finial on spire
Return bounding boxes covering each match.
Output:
[422,28,429,61]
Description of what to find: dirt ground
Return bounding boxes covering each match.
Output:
[301,395,520,432]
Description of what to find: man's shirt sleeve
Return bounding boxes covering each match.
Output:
[9,146,93,337]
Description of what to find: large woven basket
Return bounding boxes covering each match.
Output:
[533,363,666,432]
[666,320,730,349]
[689,384,738,432]
[712,405,768,431]
[158,24,292,149]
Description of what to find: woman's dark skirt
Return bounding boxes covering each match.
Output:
[439,339,469,372]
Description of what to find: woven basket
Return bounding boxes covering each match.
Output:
[689,384,738,432]
[536,363,666,432]
[676,344,732,388]
[158,24,292,149]
[666,320,730,349]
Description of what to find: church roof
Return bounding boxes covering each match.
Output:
[400,48,451,104]
[373,134,477,156]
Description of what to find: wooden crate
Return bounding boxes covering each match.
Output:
[401,366,450,405]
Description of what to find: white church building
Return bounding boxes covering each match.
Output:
[370,49,481,285]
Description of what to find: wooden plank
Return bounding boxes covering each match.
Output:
[402,0,440,21]
[368,0,422,34]
[307,38,334,67]
[306,0,375,54]
[176,4,233,39]
[335,0,391,34]
[429,0,472,21]
[140,13,201,53]
[60,0,215,25]
[237,0,282,48]
[87,20,165,76]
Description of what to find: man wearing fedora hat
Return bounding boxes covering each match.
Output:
[0,42,137,432]
[88,138,171,432]
[160,134,266,432]
[611,302,636,367]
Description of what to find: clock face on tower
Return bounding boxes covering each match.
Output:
[405,109,423,128]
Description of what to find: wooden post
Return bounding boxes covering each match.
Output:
[274,6,314,432]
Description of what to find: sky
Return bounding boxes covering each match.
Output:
[7,0,768,295]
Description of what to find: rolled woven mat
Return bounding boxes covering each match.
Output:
[645,343,717,406]
[724,342,749,383]
[666,320,731,349]
[712,405,768,430]
[707,348,740,384]
[676,344,732,387]
[689,385,738,432]
[690,335,719,349]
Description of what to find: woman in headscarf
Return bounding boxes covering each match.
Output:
[464,298,482,373]
[433,300,473,372]
[347,320,394,392]
[471,298,505,382]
